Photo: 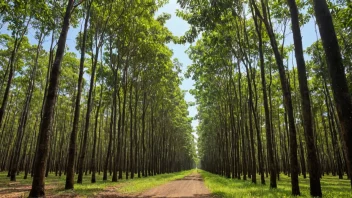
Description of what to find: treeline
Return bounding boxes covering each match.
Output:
[179,0,352,197]
[0,0,195,197]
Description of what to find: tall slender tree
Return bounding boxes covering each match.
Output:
[312,0,352,186]
[29,0,78,196]
[286,0,322,195]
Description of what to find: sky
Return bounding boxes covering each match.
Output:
[155,1,199,139]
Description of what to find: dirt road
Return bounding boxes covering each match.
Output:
[100,172,212,198]
[135,173,211,198]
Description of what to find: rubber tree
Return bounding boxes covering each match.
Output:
[312,0,352,187]
[29,0,79,197]
[286,0,322,195]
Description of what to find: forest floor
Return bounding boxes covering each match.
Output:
[2,170,351,197]
[199,170,352,197]
[0,170,198,197]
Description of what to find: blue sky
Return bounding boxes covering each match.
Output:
[156,0,199,138]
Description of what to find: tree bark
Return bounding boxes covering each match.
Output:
[29,0,74,196]
[286,0,322,195]
[77,38,99,184]
[251,0,300,194]
[313,0,352,186]
[65,1,91,188]
[252,12,277,187]
[10,33,43,181]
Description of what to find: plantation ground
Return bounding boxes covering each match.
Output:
[1,169,351,197]
[0,170,194,197]
[199,170,352,197]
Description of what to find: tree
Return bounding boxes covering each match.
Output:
[65,0,92,189]
[0,0,33,127]
[29,0,78,196]
[286,0,322,195]
[312,0,352,186]
[0,1,196,193]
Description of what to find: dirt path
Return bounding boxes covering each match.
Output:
[137,173,211,198]
[100,172,212,198]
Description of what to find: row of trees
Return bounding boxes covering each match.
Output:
[179,0,352,197]
[0,0,196,197]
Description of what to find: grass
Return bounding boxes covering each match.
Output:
[198,170,352,197]
[3,169,349,197]
[0,170,194,197]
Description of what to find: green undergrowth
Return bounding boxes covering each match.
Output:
[0,169,194,197]
[199,170,352,198]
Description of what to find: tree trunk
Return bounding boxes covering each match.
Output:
[77,41,99,184]
[251,0,300,194]
[29,0,74,196]
[91,80,103,183]
[10,33,43,181]
[65,2,91,188]
[286,0,322,195]
[0,38,18,127]
[252,12,276,187]
[313,0,352,186]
